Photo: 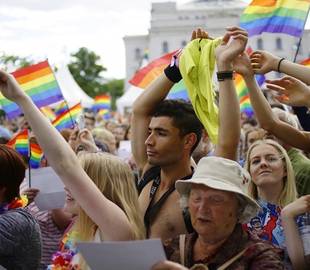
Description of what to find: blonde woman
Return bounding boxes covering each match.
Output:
[0,70,145,269]
[244,139,299,266]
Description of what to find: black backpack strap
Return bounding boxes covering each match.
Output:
[137,166,161,194]
[182,207,194,233]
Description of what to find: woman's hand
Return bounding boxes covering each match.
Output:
[215,26,248,70]
[250,50,280,74]
[266,76,310,107]
[21,188,40,205]
[281,195,310,219]
[0,70,28,103]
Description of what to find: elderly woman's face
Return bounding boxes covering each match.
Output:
[188,184,239,242]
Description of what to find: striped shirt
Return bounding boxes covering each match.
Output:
[26,203,65,269]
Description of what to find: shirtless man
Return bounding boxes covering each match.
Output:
[131,27,243,240]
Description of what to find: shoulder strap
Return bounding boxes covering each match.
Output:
[138,166,161,194]
[217,248,247,270]
[179,234,186,266]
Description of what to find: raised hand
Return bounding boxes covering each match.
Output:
[266,76,310,107]
[191,28,211,41]
[233,52,254,78]
[21,188,40,205]
[0,70,27,103]
[215,26,248,65]
[281,195,310,218]
[250,50,280,74]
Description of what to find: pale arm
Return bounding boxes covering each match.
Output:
[235,54,310,152]
[250,50,310,85]
[0,71,133,241]
[281,195,310,270]
[214,27,248,160]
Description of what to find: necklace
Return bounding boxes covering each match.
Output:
[48,226,80,270]
[0,195,28,214]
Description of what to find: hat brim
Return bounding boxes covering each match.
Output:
[176,178,261,223]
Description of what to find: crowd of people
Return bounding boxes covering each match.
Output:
[0,26,309,270]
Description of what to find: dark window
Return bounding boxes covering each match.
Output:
[276,38,282,50]
[135,48,141,61]
[162,41,169,54]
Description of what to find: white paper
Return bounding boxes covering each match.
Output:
[77,239,166,270]
[0,265,7,270]
[26,167,65,210]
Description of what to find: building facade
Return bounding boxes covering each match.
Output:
[124,0,310,88]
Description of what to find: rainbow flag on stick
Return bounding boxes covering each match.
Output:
[167,80,189,100]
[129,50,177,89]
[29,142,44,169]
[54,100,69,116]
[240,0,310,37]
[6,129,29,157]
[93,95,111,111]
[52,103,82,131]
[0,61,64,119]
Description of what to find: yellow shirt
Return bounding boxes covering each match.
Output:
[179,38,222,144]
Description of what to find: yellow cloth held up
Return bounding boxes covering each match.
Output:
[179,38,222,144]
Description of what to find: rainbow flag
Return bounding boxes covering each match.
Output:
[97,109,111,120]
[0,61,64,119]
[240,0,310,37]
[52,103,82,131]
[40,106,56,121]
[235,73,265,117]
[167,80,189,100]
[29,142,43,169]
[7,129,29,157]
[129,50,177,89]
[54,100,69,116]
[93,95,111,111]
[300,58,310,66]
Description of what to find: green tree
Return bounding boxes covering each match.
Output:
[0,53,34,71]
[102,79,124,110]
[68,47,107,97]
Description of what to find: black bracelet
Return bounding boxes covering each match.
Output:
[277,58,285,73]
[164,64,182,83]
[217,71,234,81]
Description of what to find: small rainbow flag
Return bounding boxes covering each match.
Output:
[240,0,310,37]
[7,129,29,157]
[54,100,69,116]
[40,106,56,121]
[300,58,310,66]
[93,95,111,111]
[235,73,265,117]
[0,60,64,119]
[129,50,177,89]
[97,109,111,120]
[52,103,82,131]
[29,142,43,169]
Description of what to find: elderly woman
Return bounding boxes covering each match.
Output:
[153,156,284,270]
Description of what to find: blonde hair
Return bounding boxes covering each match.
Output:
[92,128,115,145]
[245,139,297,207]
[75,152,145,242]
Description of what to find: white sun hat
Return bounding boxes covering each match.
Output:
[176,156,260,223]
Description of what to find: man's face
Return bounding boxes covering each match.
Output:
[145,116,187,166]
[189,184,239,242]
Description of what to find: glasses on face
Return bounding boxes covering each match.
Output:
[250,155,283,167]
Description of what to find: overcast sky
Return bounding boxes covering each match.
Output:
[0,0,308,80]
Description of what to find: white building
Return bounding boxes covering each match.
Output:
[124,0,310,89]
